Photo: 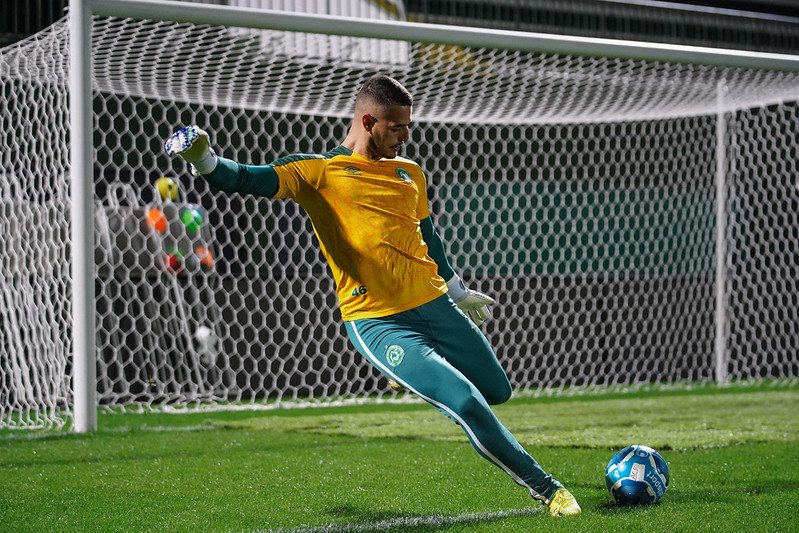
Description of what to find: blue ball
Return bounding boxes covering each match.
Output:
[605,445,670,505]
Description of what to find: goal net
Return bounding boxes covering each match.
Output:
[1,6,798,429]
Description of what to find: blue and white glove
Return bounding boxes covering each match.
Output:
[447,274,495,326]
[164,125,218,176]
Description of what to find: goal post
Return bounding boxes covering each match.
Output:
[4,0,798,432]
[714,81,728,387]
[70,0,96,433]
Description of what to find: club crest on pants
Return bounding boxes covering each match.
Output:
[386,345,405,367]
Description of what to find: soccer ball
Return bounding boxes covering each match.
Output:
[194,246,215,271]
[180,204,204,233]
[163,251,183,274]
[195,325,219,364]
[605,445,669,505]
[145,208,167,234]
[155,176,179,201]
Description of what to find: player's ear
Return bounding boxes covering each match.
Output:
[362,113,377,133]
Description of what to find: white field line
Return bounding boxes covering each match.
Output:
[0,424,215,442]
[255,507,543,533]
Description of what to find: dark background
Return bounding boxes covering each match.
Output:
[4,0,799,52]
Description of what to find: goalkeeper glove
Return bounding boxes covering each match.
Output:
[447,274,495,326]
[164,125,218,175]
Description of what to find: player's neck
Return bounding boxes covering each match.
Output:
[341,133,381,161]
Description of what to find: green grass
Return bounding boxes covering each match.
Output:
[0,385,797,532]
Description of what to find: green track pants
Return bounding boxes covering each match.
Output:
[345,294,562,502]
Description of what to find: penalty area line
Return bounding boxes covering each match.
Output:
[256,507,543,533]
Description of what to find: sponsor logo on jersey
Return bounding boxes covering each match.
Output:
[395,168,412,182]
[343,165,361,175]
[386,345,405,367]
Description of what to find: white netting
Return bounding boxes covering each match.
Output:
[1,14,798,429]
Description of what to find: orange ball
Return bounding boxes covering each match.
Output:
[194,246,214,271]
[146,208,167,234]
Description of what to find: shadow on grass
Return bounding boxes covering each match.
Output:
[595,500,664,516]
[594,479,799,516]
[665,480,799,502]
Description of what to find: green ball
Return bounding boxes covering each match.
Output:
[180,205,204,233]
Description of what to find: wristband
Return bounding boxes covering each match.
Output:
[446,274,468,303]
[192,148,219,175]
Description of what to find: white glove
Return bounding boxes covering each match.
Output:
[164,125,218,175]
[447,274,495,326]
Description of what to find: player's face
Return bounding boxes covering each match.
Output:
[366,105,411,159]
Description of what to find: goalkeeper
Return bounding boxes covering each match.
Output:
[165,74,580,517]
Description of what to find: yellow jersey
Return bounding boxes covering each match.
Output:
[270,146,447,320]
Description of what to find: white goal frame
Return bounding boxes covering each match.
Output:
[69,0,799,432]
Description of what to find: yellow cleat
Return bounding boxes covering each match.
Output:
[547,487,581,516]
[387,379,405,392]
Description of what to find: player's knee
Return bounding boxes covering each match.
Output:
[475,368,511,405]
[484,379,512,405]
[452,393,483,419]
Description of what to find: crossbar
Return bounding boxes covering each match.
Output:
[89,0,799,72]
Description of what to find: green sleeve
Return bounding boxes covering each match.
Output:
[420,216,455,281]
[202,157,279,198]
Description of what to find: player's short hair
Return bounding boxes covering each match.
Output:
[356,74,413,108]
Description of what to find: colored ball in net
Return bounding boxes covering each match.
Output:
[180,205,204,233]
[163,253,183,274]
[163,247,184,274]
[156,176,179,201]
[145,208,167,234]
[194,246,215,271]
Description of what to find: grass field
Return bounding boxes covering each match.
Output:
[1,384,797,532]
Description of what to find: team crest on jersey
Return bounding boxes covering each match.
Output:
[343,165,361,175]
[386,345,405,367]
[395,168,412,182]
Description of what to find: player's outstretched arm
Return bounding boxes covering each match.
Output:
[420,216,495,326]
[165,125,279,198]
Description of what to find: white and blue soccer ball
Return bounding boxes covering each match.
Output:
[605,444,670,505]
